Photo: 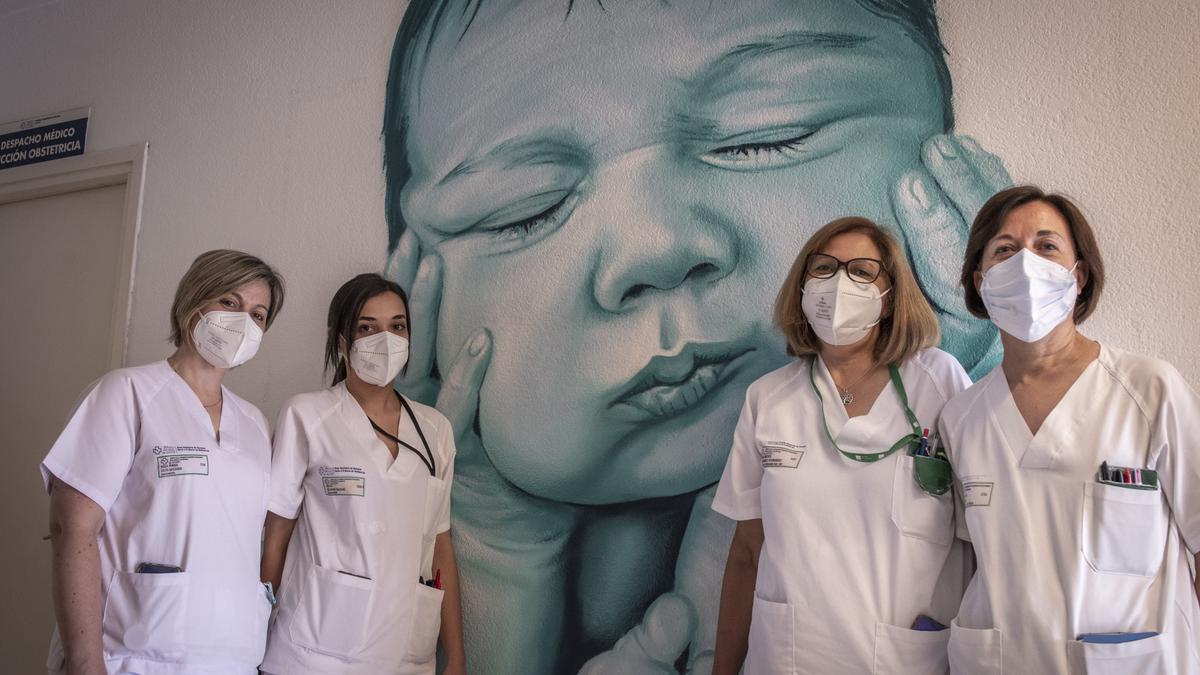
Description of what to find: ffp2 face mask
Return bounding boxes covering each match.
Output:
[349,331,409,386]
[801,272,889,346]
[191,311,263,369]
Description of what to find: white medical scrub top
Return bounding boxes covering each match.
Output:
[941,344,1200,674]
[713,348,972,674]
[260,382,455,675]
[40,360,273,675]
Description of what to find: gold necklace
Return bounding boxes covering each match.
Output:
[170,359,223,408]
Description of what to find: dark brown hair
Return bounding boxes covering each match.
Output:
[775,216,939,364]
[961,185,1105,324]
[325,273,410,385]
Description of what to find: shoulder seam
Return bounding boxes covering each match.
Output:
[909,352,950,405]
[754,360,808,403]
[1096,356,1154,427]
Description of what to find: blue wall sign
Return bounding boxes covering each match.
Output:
[0,107,89,171]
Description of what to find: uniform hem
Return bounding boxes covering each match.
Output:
[41,459,115,512]
[711,497,761,521]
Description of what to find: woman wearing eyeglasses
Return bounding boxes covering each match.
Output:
[259,273,465,675]
[711,217,973,675]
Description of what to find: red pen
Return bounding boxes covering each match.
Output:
[433,569,442,590]
[1123,468,1132,484]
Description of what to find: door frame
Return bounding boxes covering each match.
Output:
[0,143,148,369]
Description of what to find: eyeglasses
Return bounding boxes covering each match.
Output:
[805,253,886,283]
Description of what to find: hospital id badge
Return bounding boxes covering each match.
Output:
[760,442,804,468]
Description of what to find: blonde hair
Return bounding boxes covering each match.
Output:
[169,249,286,348]
[774,217,939,365]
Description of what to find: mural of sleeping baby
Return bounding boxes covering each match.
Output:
[379,0,1011,672]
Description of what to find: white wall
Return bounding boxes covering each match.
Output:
[1,0,406,418]
[941,0,1200,367]
[2,0,1196,424]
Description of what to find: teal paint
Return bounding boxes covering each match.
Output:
[381,1,1008,672]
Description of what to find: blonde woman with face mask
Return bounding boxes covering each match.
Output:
[712,218,972,675]
[939,186,1200,674]
[42,249,285,674]
[260,273,465,675]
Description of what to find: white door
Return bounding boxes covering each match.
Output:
[0,179,132,672]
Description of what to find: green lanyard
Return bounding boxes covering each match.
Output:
[809,360,923,463]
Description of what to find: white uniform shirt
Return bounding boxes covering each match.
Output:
[261,383,455,675]
[941,344,1200,674]
[40,361,273,674]
[713,349,972,674]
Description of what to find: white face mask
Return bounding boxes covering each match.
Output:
[801,271,890,346]
[980,248,1079,343]
[348,331,409,387]
[191,311,263,369]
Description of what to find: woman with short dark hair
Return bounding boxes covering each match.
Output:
[941,185,1200,673]
[260,273,465,675]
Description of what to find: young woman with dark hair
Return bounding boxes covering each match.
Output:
[260,273,465,675]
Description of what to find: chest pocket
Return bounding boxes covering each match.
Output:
[1081,482,1167,577]
[891,454,954,546]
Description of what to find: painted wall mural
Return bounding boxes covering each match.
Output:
[379,1,1010,672]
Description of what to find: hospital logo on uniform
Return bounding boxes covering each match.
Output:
[962,480,994,507]
[152,445,208,455]
[320,465,367,497]
[760,442,805,469]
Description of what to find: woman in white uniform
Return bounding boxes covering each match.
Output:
[711,217,972,675]
[940,185,1200,674]
[260,272,465,675]
[42,249,285,674]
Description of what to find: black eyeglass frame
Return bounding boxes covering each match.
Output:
[804,253,889,284]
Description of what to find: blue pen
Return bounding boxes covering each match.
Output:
[916,428,929,457]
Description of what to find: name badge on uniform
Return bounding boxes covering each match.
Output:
[320,466,367,497]
[760,442,805,469]
[961,480,994,507]
[152,446,210,478]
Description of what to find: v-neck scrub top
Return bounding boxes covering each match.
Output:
[261,383,455,675]
[940,344,1200,674]
[713,348,972,674]
[40,361,274,674]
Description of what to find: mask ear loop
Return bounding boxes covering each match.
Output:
[866,286,893,329]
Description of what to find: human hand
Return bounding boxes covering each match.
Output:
[671,486,735,674]
[385,231,580,675]
[578,593,698,675]
[892,133,1013,378]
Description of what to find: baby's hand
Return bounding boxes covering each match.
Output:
[385,232,580,674]
[892,134,1013,378]
[671,486,734,673]
[578,593,698,675]
[578,487,732,675]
